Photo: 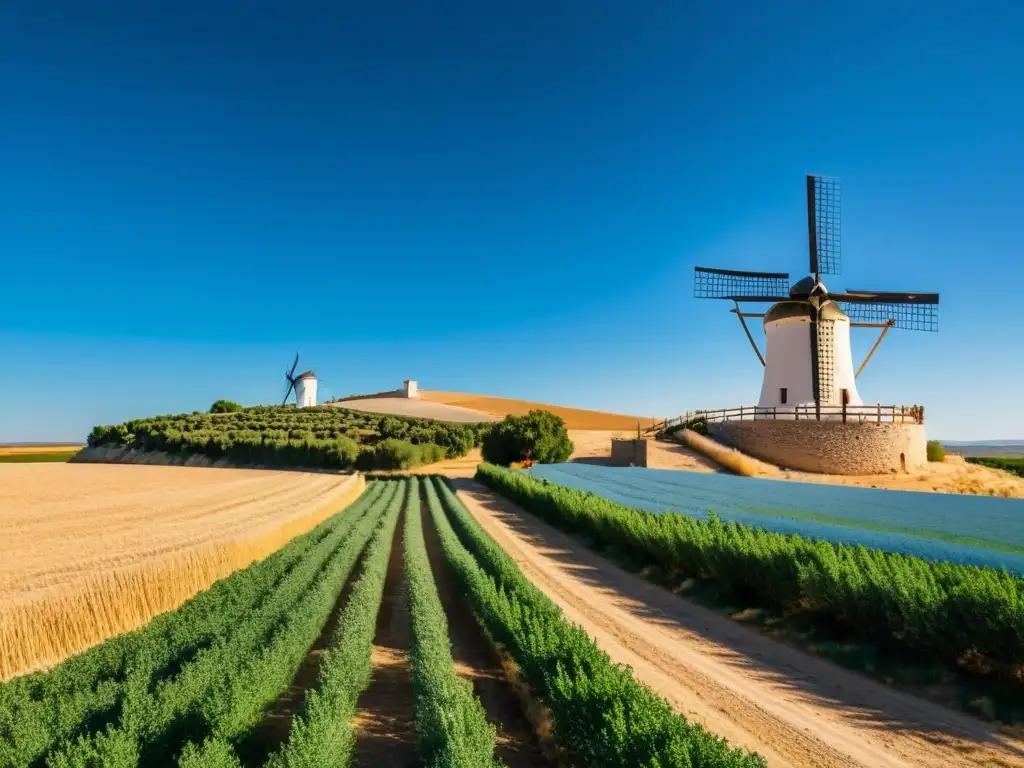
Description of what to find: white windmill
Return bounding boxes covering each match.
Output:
[282,353,318,408]
[694,175,939,417]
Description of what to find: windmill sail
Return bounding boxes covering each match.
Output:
[832,291,939,331]
[693,266,790,302]
[807,175,842,276]
[282,352,300,405]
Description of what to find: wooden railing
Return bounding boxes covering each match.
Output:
[647,403,924,433]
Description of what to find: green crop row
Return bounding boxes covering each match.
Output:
[0,482,389,768]
[265,480,406,767]
[476,464,1024,682]
[86,406,490,472]
[424,476,764,768]
[966,456,1024,478]
[5,482,398,767]
[405,479,497,767]
[48,485,392,767]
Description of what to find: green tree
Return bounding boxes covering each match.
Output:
[210,400,243,414]
[926,440,946,462]
[481,409,574,466]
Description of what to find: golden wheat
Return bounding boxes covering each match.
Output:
[0,464,364,680]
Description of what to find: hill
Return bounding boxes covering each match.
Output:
[418,390,658,431]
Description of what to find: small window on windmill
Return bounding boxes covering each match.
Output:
[780,387,788,404]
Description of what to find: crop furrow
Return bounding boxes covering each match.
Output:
[425,476,765,768]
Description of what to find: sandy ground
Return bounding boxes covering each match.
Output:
[0,463,359,607]
[330,397,500,423]
[453,481,1024,768]
[420,390,659,430]
[775,454,1024,498]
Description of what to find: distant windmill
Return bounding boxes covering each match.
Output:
[282,352,319,408]
[693,175,939,414]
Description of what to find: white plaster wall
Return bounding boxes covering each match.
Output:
[758,315,814,411]
[403,379,419,398]
[295,378,317,408]
[828,315,863,406]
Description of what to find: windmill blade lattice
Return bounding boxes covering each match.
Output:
[833,291,939,331]
[807,175,842,276]
[693,266,790,301]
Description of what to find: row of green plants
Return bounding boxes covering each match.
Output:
[966,455,1024,477]
[476,464,1024,684]
[265,480,405,767]
[424,476,764,767]
[0,482,389,768]
[86,406,491,471]
[404,480,498,766]
[1,483,398,767]
[52,487,391,767]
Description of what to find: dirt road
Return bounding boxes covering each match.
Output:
[452,480,1024,768]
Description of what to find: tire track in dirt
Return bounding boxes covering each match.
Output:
[451,479,1024,768]
[420,500,550,767]
[351,503,418,767]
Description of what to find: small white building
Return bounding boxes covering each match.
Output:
[403,379,419,399]
[757,283,863,415]
[295,371,318,408]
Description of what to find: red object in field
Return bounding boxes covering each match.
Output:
[523,457,533,469]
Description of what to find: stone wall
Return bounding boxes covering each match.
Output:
[708,420,926,475]
[610,438,649,467]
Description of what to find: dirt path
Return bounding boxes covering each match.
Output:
[420,502,550,767]
[351,507,418,767]
[451,480,1024,768]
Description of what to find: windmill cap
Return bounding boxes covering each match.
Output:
[296,370,317,380]
[764,299,847,324]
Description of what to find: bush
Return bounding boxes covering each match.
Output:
[480,409,573,466]
[926,440,946,462]
[210,400,243,414]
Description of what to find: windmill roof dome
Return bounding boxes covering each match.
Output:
[764,299,848,324]
[764,301,810,324]
[296,370,317,380]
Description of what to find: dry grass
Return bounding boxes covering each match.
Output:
[0,444,83,455]
[0,463,364,680]
[420,390,658,431]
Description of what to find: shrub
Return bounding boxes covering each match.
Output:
[926,440,946,462]
[373,438,421,470]
[210,400,243,414]
[480,409,574,466]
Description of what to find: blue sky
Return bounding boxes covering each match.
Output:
[2,1,1022,442]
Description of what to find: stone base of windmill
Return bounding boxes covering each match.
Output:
[708,420,926,475]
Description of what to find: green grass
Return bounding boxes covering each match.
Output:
[0,450,79,463]
[736,504,1024,556]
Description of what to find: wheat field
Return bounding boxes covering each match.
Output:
[0,463,364,680]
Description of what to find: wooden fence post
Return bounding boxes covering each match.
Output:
[877,403,881,424]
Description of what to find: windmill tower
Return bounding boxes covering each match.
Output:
[282,353,319,408]
[694,175,939,417]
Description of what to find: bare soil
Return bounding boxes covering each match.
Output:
[452,479,1024,768]
[420,390,659,430]
[351,507,418,767]
[420,502,550,767]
